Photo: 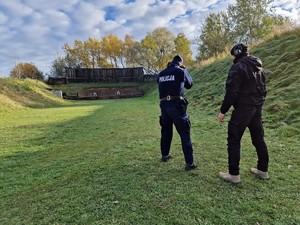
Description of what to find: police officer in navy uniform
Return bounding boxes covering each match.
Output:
[218,43,269,183]
[157,55,197,171]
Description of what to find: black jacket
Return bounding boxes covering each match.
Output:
[220,55,267,114]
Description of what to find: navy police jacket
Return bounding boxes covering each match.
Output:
[157,63,193,105]
[220,55,267,114]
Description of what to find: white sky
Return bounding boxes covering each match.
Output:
[0,0,299,77]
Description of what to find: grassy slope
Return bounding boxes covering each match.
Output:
[188,27,300,133]
[0,78,67,111]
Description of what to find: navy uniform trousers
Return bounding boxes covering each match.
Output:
[159,100,194,165]
[227,104,269,175]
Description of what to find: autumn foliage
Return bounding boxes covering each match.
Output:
[51,28,193,76]
[10,63,44,80]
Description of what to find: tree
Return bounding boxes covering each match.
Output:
[35,70,45,80]
[197,0,289,59]
[151,27,176,71]
[129,27,196,73]
[123,35,138,68]
[63,40,94,68]
[137,35,158,74]
[134,27,176,74]
[58,35,127,70]
[10,62,43,80]
[227,0,287,43]
[101,33,124,68]
[50,53,66,77]
[198,12,233,59]
[83,37,103,68]
[174,32,193,67]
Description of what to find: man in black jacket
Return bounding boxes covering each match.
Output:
[157,55,197,171]
[218,43,269,183]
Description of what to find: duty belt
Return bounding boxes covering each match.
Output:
[160,95,183,101]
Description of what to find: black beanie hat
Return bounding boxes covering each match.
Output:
[172,55,183,65]
[230,43,248,57]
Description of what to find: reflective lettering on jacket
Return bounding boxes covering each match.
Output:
[159,75,175,83]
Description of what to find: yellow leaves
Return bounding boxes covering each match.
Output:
[101,33,124,67]
[84,37,102,68]
[124,35,135,48]
[64,38,103,68]
[139,27,177,72]
[174,32,193,67]
[60,27,193,73]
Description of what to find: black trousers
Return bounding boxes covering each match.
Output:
[227,105,269,175]
[159,104,194,165]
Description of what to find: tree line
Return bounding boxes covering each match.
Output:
[51,28,193,76]
[198,0,291,59]
[10,0,292,79]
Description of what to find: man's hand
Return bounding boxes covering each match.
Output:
[179,64,186,69]
[218,113,225,123]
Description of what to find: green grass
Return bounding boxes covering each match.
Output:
[0,90,299,225]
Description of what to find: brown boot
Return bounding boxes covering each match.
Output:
[250,168,269,180]
[218,172,241,184]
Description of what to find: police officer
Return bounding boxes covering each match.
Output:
[218,43,269,183]
[157,55,197,171]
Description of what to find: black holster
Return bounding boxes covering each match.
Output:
[180,97,189,113]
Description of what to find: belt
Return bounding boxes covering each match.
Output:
[160,95,183,101]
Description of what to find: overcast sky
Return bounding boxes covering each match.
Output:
[0,0,299,77]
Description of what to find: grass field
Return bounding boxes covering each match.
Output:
[0,89,299,224]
